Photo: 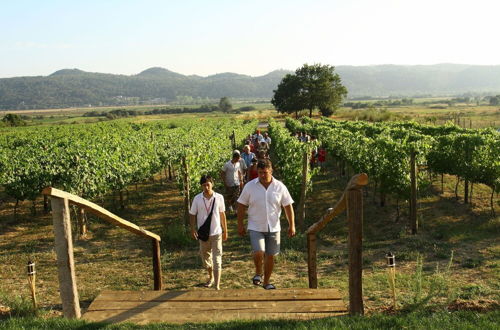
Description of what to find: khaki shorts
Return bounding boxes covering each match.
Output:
[199,234,223,270]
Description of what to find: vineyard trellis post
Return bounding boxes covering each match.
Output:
[297,150,308,231]
[182,155,190,228]
[410,151,418,235]
[77,208,87,238]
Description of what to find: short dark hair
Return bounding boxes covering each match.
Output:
[257,159,272,170]
[199,175,214,185]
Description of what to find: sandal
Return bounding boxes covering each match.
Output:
[203,280,214,288]
[263,283,276,290]
[252,275,263,286]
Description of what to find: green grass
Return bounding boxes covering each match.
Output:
[1,310,499,329]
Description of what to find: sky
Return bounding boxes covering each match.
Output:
[1,0,499,78]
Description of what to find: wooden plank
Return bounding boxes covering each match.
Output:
[51,197,81,319]
[83,310,345,324]
[43,187,160,241]
[91,289,343,302]
[87,299,347,312]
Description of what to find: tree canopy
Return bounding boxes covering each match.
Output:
[219,97,233,113]
[2,114,26,127]
[271,64,348,118]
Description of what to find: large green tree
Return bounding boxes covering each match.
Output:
[271,64,347,118]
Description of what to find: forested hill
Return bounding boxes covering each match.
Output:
[1,64,500,110]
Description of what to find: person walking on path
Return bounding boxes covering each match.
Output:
[189,175,228,290]
[241,145,256,169]
[236,159,295,290]
[221,151,244,214]
[247,158,258,182]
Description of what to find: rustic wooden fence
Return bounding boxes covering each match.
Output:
[42,187,162,319]
[305,173,368,315]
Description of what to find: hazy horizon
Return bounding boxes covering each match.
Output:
[2,0,499,79]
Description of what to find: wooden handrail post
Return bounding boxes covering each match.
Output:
[297,150,308,231]
[51,197,81,319]
[152,239,162,290]
[347,185,364,315]
[307,233,318,288]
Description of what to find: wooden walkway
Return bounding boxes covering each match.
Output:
[83,288,347,324]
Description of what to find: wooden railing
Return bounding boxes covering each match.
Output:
[42,187,162,319]
[305,173,368,315]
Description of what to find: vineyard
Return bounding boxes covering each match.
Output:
[283,117,500,215]
[0,118,256,212]
[0,115,499,326]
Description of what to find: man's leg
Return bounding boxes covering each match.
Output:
[263,231,280,286]
[225,186,233,213]
[249,230,265,282]
[253,251,264,276]
[199,240,214,285]
[263,254,275,286]
[212,234,223,290]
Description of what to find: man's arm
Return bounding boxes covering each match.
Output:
[220,211,228,241]
[283,204,296,237]
[238,169,244,188]
[237,202,247,236]
[189,214,198,240]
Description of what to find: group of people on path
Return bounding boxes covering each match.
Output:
[294,131,327,170]
[188,130,295,291]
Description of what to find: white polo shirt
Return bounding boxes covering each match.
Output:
[189,192,225,236]
[237,177,294,233]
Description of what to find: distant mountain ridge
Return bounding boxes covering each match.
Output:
[1,64,500,110]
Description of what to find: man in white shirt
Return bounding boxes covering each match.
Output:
[237,159,295,290]
[220,151,244,214]
[189,175,227,290]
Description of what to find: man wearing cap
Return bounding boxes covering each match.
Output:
[237,159,295,290]
[221,151,244,214]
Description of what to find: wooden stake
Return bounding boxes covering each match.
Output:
[297,151,308,231]
[152,239,162,290]
[347,185,364,315]
[182,156,190,228]
[27,261,37,310]
[410,151,418,235]
[387,267,396,310]
[307,234,317,289]
[78,208,87,238]
[51,197,81,319]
